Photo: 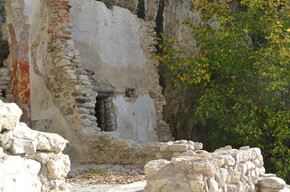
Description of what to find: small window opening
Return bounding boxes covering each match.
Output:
[0,90,5,98]
[94,90,117,131]
[125,88,136,98]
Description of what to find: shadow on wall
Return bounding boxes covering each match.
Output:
[0,1,9,67]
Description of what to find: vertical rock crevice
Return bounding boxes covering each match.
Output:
[0,0,9,67]
[154,0,164,43]
[136,0,145,19]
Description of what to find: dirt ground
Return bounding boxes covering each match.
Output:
[67,163,146,192]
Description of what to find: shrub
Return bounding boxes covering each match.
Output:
[157,0,289,181]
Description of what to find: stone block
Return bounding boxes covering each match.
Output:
[13,123,68,153]
[208,178,219,192]
[46,154,70,180]
[0,100,22,131]
[114,140,127,147]
[192,161,217,177]
[168,144,188,152]
[156,152,162,158]
[0,68,9,76]
[259,177,286,189]
[160,143,170,152]
[11,138,38,154]
[55,59,70,67]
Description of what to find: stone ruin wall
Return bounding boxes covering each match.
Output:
[95,0,209,146]
[1,97,289,191]
[69,0,172,143]
[0,0,99,162]
[0,0,174,162]
[0,99,70,192]
[145,146,288,192]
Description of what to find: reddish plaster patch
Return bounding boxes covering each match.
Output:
[53,34,72,39]
[9,24,32,125]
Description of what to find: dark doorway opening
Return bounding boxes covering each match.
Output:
[94,90,117,131]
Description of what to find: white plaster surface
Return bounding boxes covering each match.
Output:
[113,95,158,142]
[30,70,72,137]
[69,0,148,92]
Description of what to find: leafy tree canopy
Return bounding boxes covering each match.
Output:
[157,0,289,180]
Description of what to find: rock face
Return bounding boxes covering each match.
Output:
[0,99,70,192]
[144,145,288,192]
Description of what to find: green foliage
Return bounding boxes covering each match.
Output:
[157,0,289,180]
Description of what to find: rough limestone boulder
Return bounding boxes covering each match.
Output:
[0,99,71,192]
[0,101,22,132]
[144,145,288,192]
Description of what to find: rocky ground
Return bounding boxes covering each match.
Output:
[66,163,146,192]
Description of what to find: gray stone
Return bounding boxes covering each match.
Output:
[259,177,286,189]
[12,123,68,153]
[75,97,91,103]
[0,68,9,76]
[78,108,90,115]
[11,138,38,154]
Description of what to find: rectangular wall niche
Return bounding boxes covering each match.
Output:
[95,90,117,131]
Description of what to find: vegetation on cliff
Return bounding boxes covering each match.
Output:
[157,0,289,180]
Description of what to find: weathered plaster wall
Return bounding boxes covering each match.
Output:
[96,0,206,143]
[70,0,172,142]
[2,0,100,162]
[113,95,158,142]
[70,1,147,92]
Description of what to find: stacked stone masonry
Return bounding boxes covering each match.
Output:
[1,0,174,161]
[0,99,70,192]
[144,145,288,192]
[0,67,11,101]
[88,132,203,164]
[1,6,288,192]
[47,0,98,131]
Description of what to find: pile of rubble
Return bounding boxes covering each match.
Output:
[0,99,70,192]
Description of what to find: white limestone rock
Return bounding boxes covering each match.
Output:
[46,154,70,180]
[0,156,41,192]
[192,160,217,177]
[279,186,290,192]
[0,146,5,158]
[11,137,38,154]
[144,159,170,178]
[259,177,286,189]
[168,144,188,152]
[190,180,205,192]
[0,99,22,132]
[13,123,68,153]
[208,178,219,192]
